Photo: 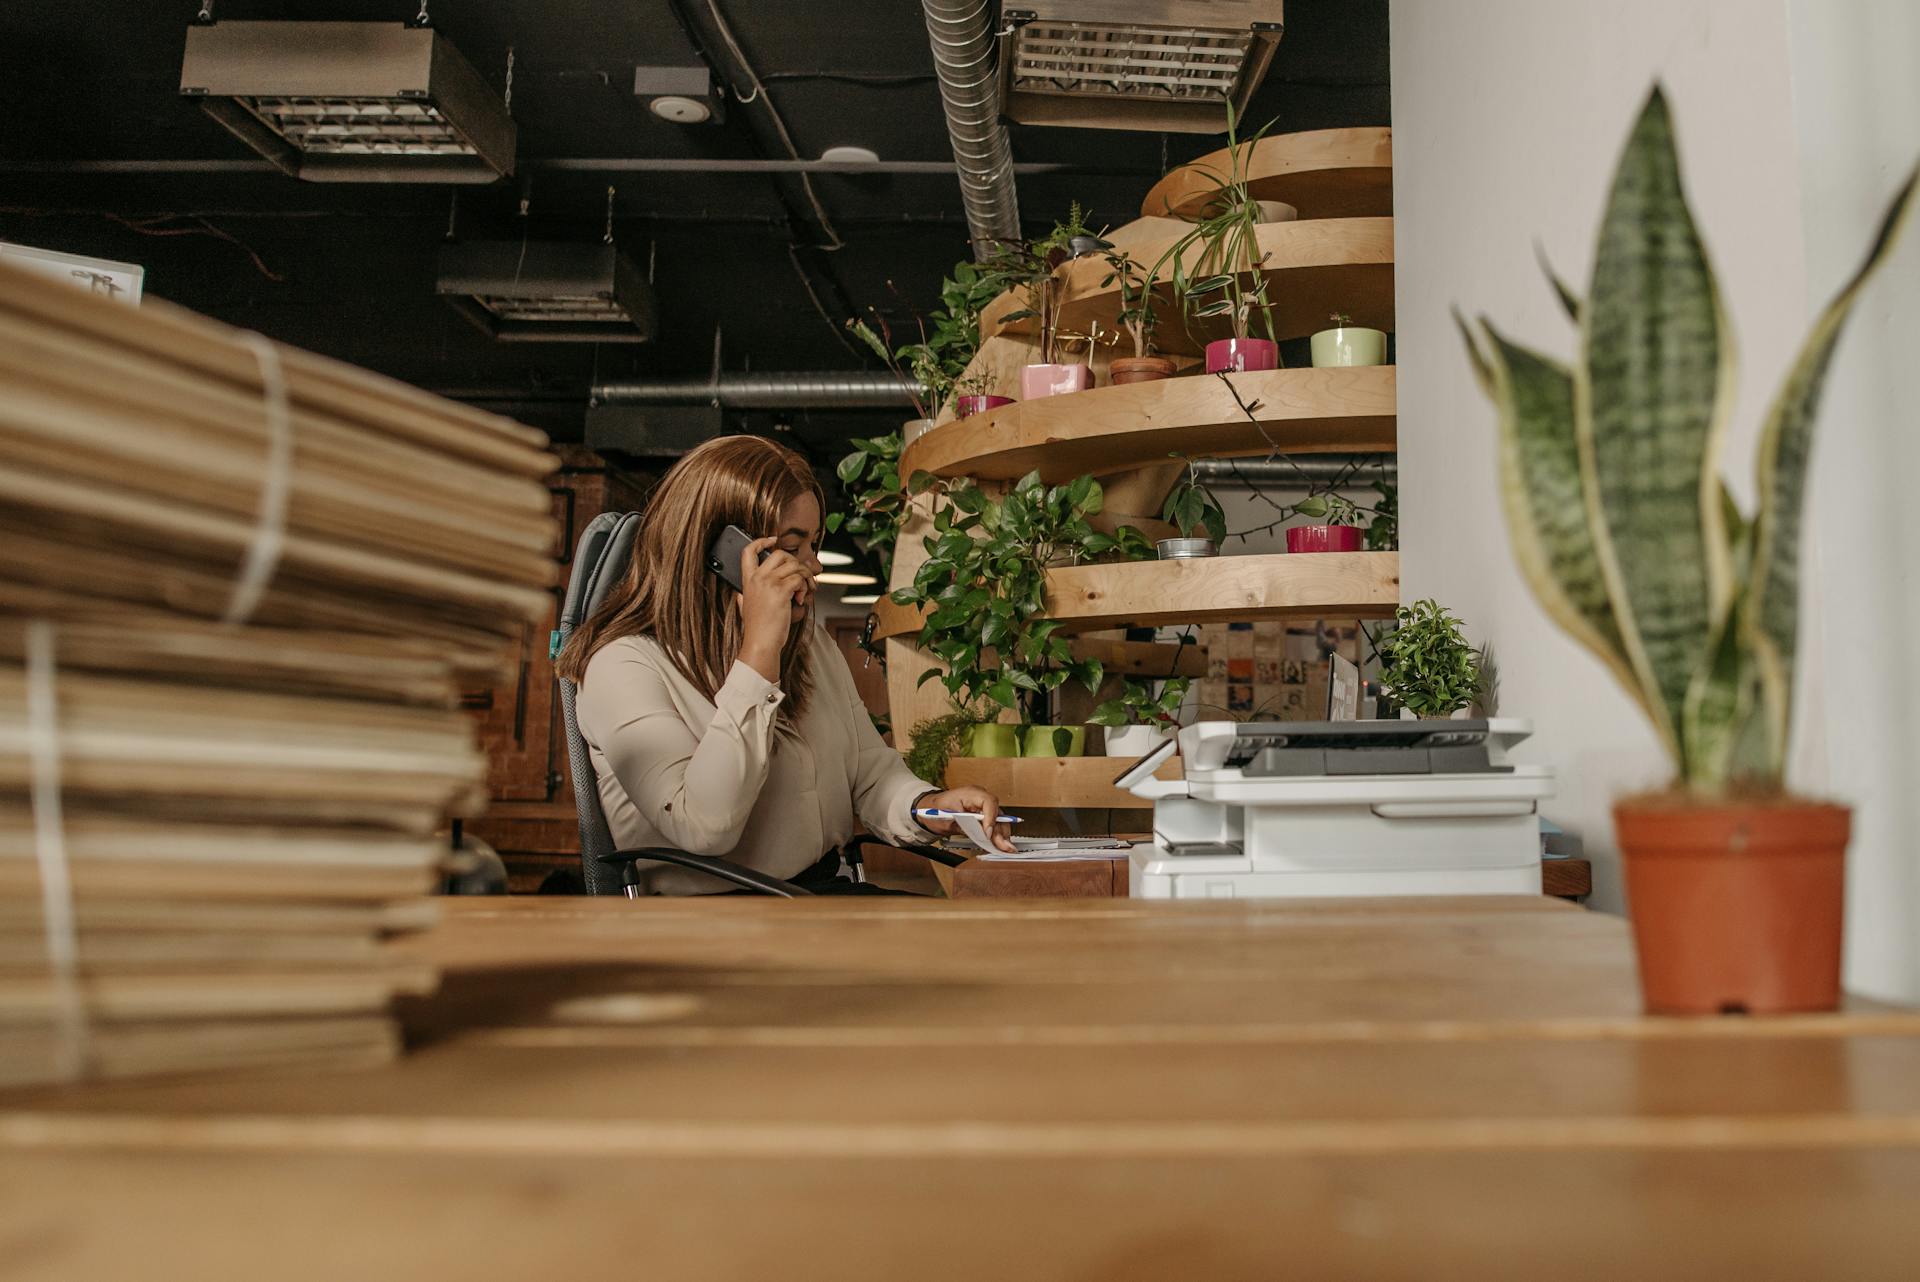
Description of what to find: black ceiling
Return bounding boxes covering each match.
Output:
[0,0,1389,456]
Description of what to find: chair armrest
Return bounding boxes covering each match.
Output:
[597,848,813,897]
[843,833,967,869]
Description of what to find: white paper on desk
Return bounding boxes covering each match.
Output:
[950,813,1133,860]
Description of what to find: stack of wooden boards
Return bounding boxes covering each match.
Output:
[0,259,559,1088]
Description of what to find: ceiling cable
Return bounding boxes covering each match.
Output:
[603,186,615,245]
[413,1,431,28]
[700,0,843,251]
[196,2,215,23]
[503,47,515,112]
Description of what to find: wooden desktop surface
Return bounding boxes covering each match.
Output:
[5,896,1920,1279]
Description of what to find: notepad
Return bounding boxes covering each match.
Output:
[948,812,1134,860]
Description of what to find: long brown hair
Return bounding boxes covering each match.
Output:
[556,436,825,718]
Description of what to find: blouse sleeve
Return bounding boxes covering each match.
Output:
[826,638,936,846]
[579,642,786,856]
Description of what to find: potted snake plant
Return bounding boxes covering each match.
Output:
[1457,85,1916,1014]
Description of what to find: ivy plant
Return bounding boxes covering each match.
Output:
[828,431,914,580]
[1091,676,1192,729]
[1365,479,1398,550]
[1293,492,1364,526]
[891,470,1152,713]
[1375,598,1483,718]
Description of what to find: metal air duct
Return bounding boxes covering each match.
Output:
[591,373,921,410]
[922,0,1021,257]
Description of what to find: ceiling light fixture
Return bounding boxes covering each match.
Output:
[997,2,1284,134]
[436,242,657,342]
[817,549,855,567]
[837,593,881,606]
[180,21,515,182]
[817,571,880,587]
[819,145,881,165]
[635,65,725,126]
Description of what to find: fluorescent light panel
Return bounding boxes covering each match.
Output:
[818,572,879,586]
[181,22,515,182]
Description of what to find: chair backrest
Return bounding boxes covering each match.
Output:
[557,509,643,896]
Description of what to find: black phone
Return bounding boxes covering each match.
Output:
[707,524,763,593]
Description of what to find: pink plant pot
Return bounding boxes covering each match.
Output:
[954,394,1014,418]
[1020,363,1093,400]
[1204,338,1280,374]
[1286,524,1363,554]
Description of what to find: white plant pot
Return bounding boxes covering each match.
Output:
[901,417,935,446]
[1103,724,1171,757]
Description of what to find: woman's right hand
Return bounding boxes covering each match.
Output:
[738,535,811,682]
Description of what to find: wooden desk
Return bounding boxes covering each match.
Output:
[943,855,1593,900]
[5,897,1920,1279]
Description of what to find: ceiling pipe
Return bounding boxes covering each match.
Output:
[1191,456,1399,487]
[921,0,1020,258]
[591,372,920,410]
[0,157,1149,177]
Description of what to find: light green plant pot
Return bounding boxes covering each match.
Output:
[1310,326,1388,368]
[969,724,1021,758]
[1020,725,1086,757]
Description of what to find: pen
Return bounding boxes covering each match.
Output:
[913,808,1023,824]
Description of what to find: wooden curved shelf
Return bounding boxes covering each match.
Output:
[979,216,1393,354]
[1142,127,1394,221]
[872,551,1399,640]
[943,756,1181,810]
[902,366,1396,483]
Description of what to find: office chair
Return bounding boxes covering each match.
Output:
[557,510,964,898]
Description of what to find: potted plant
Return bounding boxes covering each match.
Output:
[952,371,1012,419]
[905,705,990,783]
[1101,246,1176,384]
[1364,479,1397,551]
[986,205,1102,400]
[827,430,911,580]
[847,314,941,442]
[1311,312,1388,368]
[1158,461,1228,558]
[1455,86,1916,1014]
[892,470,1153,747]
[1373,599,1482,720]
[1159,105,1283,374]
[1019,723,1086,758]
[1092,676,1193,756]
[1286,492,1365,553]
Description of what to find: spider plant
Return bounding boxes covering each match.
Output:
[1157,104,1281,348]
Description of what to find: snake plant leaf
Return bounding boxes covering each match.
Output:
[1575,85,1736,765]
[1534,243,1582,322]
[1743,164,1919,763]
[1473,319,1646,715]
[1681,589,1762,788]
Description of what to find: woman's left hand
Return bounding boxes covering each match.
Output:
[912,785,1017,853]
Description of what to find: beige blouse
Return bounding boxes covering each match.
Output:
[577,625,934,894]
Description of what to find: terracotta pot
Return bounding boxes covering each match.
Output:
[954,394,1014,418]
[1615,797,1850,1015]
[1286,525,1362,553]
[1109,356,1178,385]
[1020,363,1092,400]
[1204,338,1279,374]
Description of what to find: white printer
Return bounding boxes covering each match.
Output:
[1118,719,1555,900]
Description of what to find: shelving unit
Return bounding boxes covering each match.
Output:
[902,366,1396,483]
[875,551,1399,641]
[881,125,1399,756]
[943,755,1180,811]
[1140,126,1394,221]
[978,215,1394,354]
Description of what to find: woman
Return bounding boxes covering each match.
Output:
[556,435,1014,895]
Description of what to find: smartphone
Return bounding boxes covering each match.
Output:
[707,524,763,593]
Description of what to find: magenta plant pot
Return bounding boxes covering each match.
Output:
[955,394,1014,418]
[1286,524,1363,554]
[1020,363,1093,400]
[1204,338,1280,374]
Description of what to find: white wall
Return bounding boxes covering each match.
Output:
[1392,0,1920,999]
[1785,0,1920,1000]
[1392,0,1808,913]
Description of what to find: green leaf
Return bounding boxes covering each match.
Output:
[836,451,867,484]
[824,512,844,533]
[1535,243,1583,322]
[1575,85,1734,766]
[1742,164,1918,768]
[1473,320,1644,716]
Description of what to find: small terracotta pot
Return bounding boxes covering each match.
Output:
[1286,525,1362,553]
[1204,338,1279,374]
[954,394,1013,418]
[1615,797,1850,1015]
[1020,363,1092,400]
[1109,356,1178,385]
